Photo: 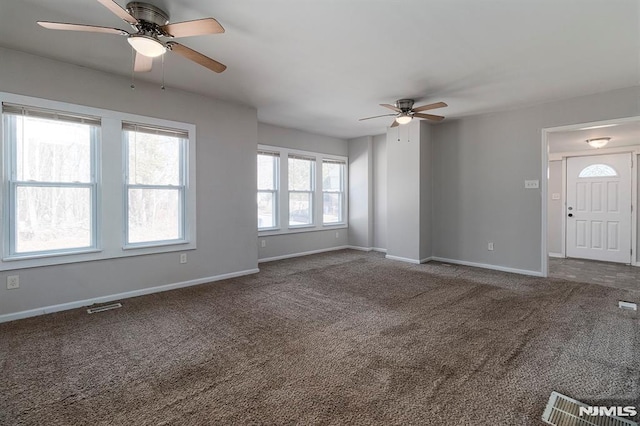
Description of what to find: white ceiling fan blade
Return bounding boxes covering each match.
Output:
[96,0,138,25]
[37,21,129,36]
[412,101,448,113]
[161,18,224,38]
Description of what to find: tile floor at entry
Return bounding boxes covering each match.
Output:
[549,257,640,293]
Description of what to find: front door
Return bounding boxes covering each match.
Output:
[566,153,632,264]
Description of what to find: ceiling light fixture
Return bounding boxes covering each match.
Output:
[127,35,166,58]
[396,114,413,125]
[586,137,611,149]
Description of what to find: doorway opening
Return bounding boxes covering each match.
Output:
[541,117,640,277]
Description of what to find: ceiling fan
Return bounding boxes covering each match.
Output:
[37,0,226,74]
[359,99,447,127]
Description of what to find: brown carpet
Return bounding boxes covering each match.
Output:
[0,250,638,425]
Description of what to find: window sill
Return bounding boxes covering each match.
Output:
[259,224,348,237]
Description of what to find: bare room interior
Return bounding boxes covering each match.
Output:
[0,1,638,425]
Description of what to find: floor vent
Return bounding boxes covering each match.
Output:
[618,301,638,311]
[87,303,122,314]
[542,392,638,426]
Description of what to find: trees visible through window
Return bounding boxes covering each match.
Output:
[124,123,186,246]
[3,104,98,255]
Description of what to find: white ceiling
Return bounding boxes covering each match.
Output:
[1,0,638,139]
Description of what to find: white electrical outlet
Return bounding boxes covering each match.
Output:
[180,253,187,264]
[261,240,266,248]
[487,242,494,251]
[335,231,339,239]
[7,275,19,290]
[524,180,539,189]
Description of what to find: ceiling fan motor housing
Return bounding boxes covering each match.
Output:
[396,99,415,113]
[126,2,169,27]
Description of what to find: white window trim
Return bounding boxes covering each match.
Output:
[257,151,280,231]
[258,144,348,237]
[0,92,197,271]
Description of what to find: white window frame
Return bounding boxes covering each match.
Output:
[0,92,196,271]
[123,122,188,248]
[257,150,279,231]
[322,159,347,225]
[258,144,348,236]
[3,105,100,259]
[288,154,316,228]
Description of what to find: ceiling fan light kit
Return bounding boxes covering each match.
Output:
[359,98,447,128]
[37,0,227,79]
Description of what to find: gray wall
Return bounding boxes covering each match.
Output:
[548,160,563,254]
[0,47,258,317]
[257,122,349,260]
[432,86,640,273]
[419,121,433,260]
[372,134,387,250]
[348,136,373,248]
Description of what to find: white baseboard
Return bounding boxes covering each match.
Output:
[548,252,565,258]
[372,247,387,253]
[430,257,544,277]
[258,245,349,263]
[385,254,422,264]
[0,268,260,324]
[346,245,372,252]
[421,256,433,263]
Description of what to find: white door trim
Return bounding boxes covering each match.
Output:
[542,116,640,277]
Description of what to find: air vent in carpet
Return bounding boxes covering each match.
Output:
[542,391,638,426]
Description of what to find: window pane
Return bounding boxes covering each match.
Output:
[288,158,313,191]
[322,162,343,191]
[15,116,92,182]
[323,193,342,223]
[128,188,181,243]
[258,154,276,190]
[289,192,312,225]
[15,186,92,253]
[258,192,276,228]
[126,131,181,185]
[578,164,617,178]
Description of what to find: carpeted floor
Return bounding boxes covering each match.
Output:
[0,250,638,425]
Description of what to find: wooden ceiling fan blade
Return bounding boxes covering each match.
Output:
[380,103,401,113]
[359,113,396,121]
[134,52,153,72]
[161,18,224,38]
[412,101,448,113]
[168,42,226,73]
[390,119,399,128]
[37,21,129,35]
[413,112,445,122]
[96,0,138,25]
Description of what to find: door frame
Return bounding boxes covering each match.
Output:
[541,116,640,277]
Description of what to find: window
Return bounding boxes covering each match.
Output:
[1,93,196,271]
[288,155,315,226]
[257,151,279,229]
[257,144,347,235]
[322,160,346,224]
[578,164,618,178]
[3,104,99,257]
[124,123,187,246]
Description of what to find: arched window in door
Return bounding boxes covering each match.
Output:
[578,164,618,178]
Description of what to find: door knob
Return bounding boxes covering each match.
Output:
[568,213,573,217]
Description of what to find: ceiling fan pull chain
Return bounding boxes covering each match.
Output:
[130,47,136,89]
[161,54,166,90]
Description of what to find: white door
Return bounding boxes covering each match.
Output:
[566,153,632,263]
